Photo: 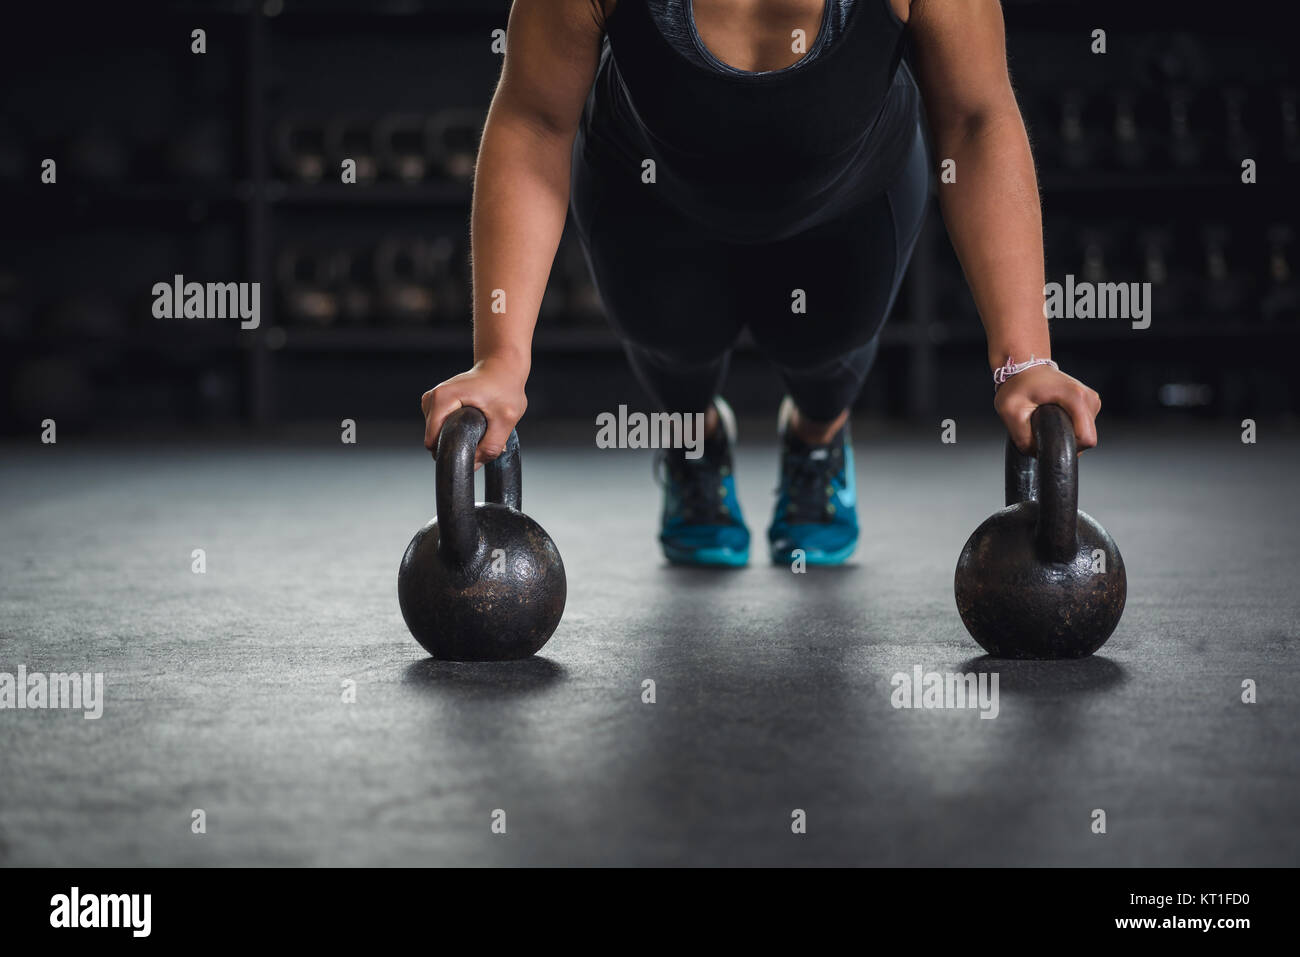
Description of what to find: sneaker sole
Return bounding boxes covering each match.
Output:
[663,544,751,568]
[768,540,858,566]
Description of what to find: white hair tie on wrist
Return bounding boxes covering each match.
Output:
[993,355,1059,388]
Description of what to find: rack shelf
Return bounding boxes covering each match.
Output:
[269,181,473,207]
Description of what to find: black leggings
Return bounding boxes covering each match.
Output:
[570,122,931,422]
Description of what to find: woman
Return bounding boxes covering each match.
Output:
[421,0,1102,567]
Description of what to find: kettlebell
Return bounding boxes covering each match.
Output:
[276,246,340,326]
[954,404,1126,659]
[374,237,439,324]
[326,115,379,185]
[398,407,566,661]
[375,113,432,184]
[272,116,327,183]
[429,109,482,182]
[330,247,374,325]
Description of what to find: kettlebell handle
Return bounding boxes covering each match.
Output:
[1004,403,1078,563]
[435,406,523,568]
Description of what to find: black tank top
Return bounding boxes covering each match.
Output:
[577,0,921,242]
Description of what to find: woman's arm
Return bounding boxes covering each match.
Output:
[908,0,1102,451]
[422,0,606,463]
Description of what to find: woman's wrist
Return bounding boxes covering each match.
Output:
[992,355,1058,388]
[987,340,1051,373]
[475,347,531,379]
[985,314,1052,372]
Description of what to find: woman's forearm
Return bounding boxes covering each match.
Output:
[469,104,576,376]
[931,109,1051,372]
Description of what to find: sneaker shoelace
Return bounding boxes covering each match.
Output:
[654,450,732,523]
[780,443,843,523]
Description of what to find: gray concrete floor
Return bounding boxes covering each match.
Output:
[1,420,1297,866]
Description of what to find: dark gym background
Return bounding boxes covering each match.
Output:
[2,0,1296,430]
[1,1,1297,868]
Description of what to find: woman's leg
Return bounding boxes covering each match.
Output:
[742,123,932,563]
[569,144,744,416]
[570,145,752,565]
[745,122,931,420]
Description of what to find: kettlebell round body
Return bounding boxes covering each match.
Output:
[955,502,1126,659]
[398,502,566,661]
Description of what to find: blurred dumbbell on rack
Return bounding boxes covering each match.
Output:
[429,109,482,182]
[1078,227,1114,284]
[326,115,379,185]
[1220,86,1256,166]
[1200,225,1252,318]
[375,113,432,184]
[330,247,374,324]
[1138,228,1193,319]
[277,245,340,325]
[1262,225,1299,322]
[374,236,456,325]
[1164,88,1205,170]
[1058,89,1102,170]
[434,238,472,320]
[424,237,457,322]
[272,116,327,183]
[1111,90,1158,170]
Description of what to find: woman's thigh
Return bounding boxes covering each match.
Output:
[743,124,931,369]
[571,151,747,364]
[570,122,930,368]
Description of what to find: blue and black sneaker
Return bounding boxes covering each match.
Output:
[655,397,750,567]
[768,398,859,566]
